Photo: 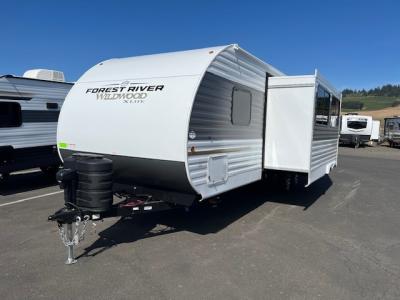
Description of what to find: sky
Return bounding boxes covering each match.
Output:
[1,0,399,90]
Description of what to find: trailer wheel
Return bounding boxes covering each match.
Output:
[40,166,60,177]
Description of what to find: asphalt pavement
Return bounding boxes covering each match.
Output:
[0,146,399,299]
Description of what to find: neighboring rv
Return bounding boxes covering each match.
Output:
[340,114,373,147]
[48,45,342,263]
[0,70,72,179]
[384,116,400,147]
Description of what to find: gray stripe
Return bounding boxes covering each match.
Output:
[22,110,60,123]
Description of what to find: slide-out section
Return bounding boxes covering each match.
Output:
[264,74,341,186]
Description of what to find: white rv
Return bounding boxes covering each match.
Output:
[0,70,72,179]
[340,114,373,147]
[49,45,342,263]
[384,116,400,147]
[57,45,341,202]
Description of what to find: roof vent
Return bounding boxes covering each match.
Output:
[23,69,65,82]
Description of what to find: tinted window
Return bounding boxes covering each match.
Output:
[348,121,367,129]
[330,96,340,127]
[315,86,330,125]
[0,102,22,128]
[232,88,252,126]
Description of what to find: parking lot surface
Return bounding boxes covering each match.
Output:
[0,146,399,299]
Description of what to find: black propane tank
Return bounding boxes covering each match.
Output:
[73,154,113,212]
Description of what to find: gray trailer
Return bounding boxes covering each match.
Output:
[384,116,400,147]
[0,70,72,179]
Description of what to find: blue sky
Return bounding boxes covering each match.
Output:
[1,0,399,90]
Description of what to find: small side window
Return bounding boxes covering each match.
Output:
[315,86,330,126]
[232,88,252,126]
[0,102,22,128]
[330,96,340,127]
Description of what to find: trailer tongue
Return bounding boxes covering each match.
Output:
[48,153,175,264]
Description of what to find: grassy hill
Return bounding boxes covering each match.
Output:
[350,106,400,123]
[342,95,400,112]
[341,95,400,124]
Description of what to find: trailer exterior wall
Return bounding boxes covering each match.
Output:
[57,47,230,165]
[384,117,400,145]
[384,117,400,135]
[309,76,341,184]
[187,45,267,199]
[58,46,240,200]
[371,120,380,141]
[0,77,71,149]
[310,130,339,184]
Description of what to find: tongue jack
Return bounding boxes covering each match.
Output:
[65,223,77,265]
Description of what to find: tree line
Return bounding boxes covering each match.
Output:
[342,84,400,97]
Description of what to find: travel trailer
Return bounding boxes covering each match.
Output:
[47,45,341,264]
[0,70,72,179]
[384,116,400,147]
[340,114,373,147]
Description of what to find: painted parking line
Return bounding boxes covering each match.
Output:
[0,191,63,208]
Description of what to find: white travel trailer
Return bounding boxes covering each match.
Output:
[340,114,373,147]
[49,45,342,264]
[0,70,72,179]
[384,116,400,147]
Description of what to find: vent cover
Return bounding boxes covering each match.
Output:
[23,69,65,82]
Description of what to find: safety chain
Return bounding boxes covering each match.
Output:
[57,215,90,247]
